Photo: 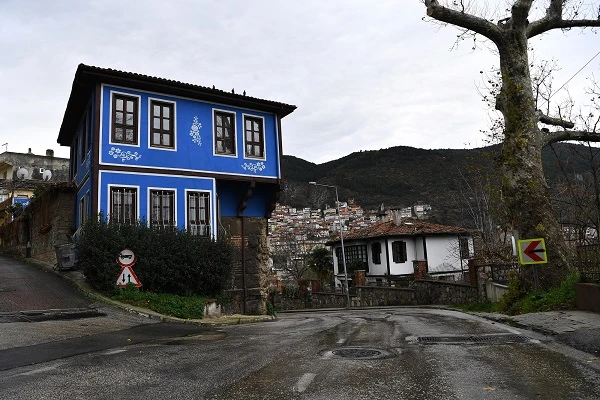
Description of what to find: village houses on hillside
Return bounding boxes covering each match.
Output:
[268,200,434,282]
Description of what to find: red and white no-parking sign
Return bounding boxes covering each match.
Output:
[117,248,136,267]
[115,248,142,288]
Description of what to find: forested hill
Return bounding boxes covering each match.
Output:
[279,143,596,225]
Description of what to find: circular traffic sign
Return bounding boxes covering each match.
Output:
[117,248,136,267]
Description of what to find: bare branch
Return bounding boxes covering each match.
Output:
[424,0,503,45]
[543,130,600,146]
[537,110,575,129]
[528,0,600,38]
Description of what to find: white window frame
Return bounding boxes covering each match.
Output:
[184,189,213,237]
[148,97,177,152]
[108,90,142,148]
[107,184,140,223]
[212,108,238,158]
[147,187,177,228]
[242,113,266,161]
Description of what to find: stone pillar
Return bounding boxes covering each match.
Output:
[311,280,321,293]
[412,260,427,280]
[354,270,366,286]
[222,216,269,315]
[468,259,479,287]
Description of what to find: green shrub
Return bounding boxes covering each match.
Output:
[497,270,526,314]
[77,216,233,296]
[282,283,299,298]
[498,271,579,315]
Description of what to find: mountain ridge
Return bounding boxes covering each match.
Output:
[280,143,595,226]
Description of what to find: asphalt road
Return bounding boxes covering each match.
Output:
[0,256,91,312]
[1,308,599,399]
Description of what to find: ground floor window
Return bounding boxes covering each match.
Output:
[150,190,175,228]
[187,191,211,236]
[459,237,470,259]
[392,240,407,263]
[336,245,368,271]
[79,192,90,226]
[110,187,137,224]
[371,242,382,264]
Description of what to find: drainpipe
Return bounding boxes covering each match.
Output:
[241,216,247,314]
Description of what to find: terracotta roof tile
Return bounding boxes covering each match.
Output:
[328,219,469,244]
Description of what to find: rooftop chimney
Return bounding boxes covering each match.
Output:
[27,148,32,154]
[46,149,54,157]
[392,210,403,226]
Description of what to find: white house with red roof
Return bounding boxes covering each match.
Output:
[327,213,473,286]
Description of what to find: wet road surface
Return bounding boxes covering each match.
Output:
[1,308,598,399]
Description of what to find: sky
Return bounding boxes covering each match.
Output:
[0,0,598,164]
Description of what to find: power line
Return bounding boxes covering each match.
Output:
[549,50,600,100]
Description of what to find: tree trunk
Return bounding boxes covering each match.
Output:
[496,34,572,289]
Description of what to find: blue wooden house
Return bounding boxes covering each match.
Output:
[57,64,296,312]
[57,64,295,234]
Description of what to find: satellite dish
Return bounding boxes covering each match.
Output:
[16,167,28,180]
[42,170,52,181]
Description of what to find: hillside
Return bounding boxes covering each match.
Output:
[280,143,597,226]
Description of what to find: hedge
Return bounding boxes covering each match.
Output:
[76,216,233,296]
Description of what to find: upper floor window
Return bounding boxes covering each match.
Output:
[112,94,138,145]
[150,190,175,228]
[392,240,407,263]
[111,187,137,224]
[187,191,211,236]
[244,116,264,158]
[150,100,174,149]
[85,107,92,153]
[214,111,235,155]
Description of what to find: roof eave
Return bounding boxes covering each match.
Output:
[57,64,297,146]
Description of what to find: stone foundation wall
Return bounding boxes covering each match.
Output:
[221,216,269,315]
[412,279,478,305]
[0,185,75,265]
[275,280,476,310]
[575,283,600,313]
[354,286,416,307]
[311,292,349,309]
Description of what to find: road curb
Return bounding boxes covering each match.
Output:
[19,256,276,326]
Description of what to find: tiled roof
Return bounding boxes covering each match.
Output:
[58,64,296,145]
[327,219,469,244]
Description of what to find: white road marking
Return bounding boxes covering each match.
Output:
[337,338,346,344]
[103,349,127,355]
[19,365,59,376]
[293,373,316,393]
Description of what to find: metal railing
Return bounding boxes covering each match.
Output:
[577,243,600,284]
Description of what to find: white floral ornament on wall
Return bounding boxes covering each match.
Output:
[241,161,266,173]
[108,147,142,162]
[189,116,202,146]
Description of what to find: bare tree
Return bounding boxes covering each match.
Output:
[424,0,600,289]
[271,231,314,281]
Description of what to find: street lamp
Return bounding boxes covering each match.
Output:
[309,181,350,307]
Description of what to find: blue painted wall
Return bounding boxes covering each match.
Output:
[98,171,217,232]
[99,85,280,179]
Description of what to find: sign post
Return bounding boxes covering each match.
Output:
[115,248,142,288]
[517,238,548,290]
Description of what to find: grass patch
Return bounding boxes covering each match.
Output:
[453,299,499,313]
[111,284,208,319]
